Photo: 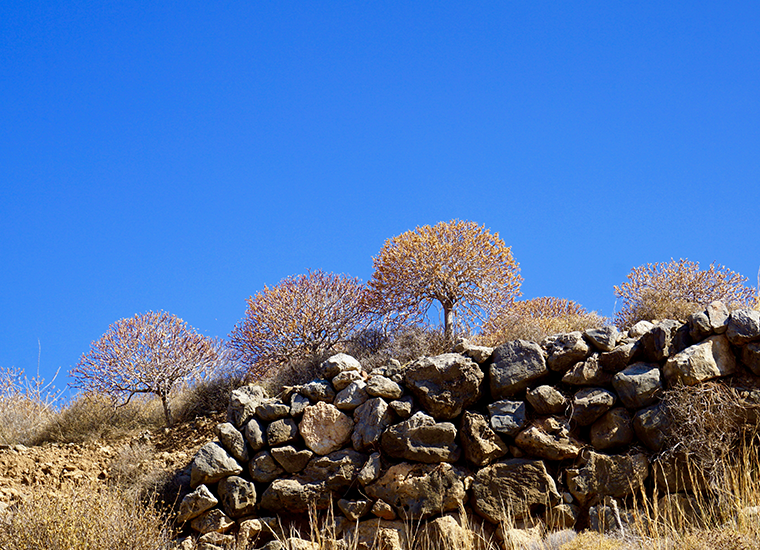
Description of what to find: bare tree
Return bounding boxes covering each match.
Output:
[228,270,369,379]
[365,220,522,341]
[71,311,224,426]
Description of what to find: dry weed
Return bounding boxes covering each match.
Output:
[0,366,60,446]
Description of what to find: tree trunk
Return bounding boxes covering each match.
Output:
[444,305,454,343]
[160,393,173,427]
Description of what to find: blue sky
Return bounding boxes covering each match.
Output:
[2,1,759,394]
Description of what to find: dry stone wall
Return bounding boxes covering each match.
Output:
[177,303,760,549]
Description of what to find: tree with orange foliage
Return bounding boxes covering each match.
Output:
[229,270,368,379]
[71,311,224,426]
[614,259,757,329]
[365,220,522,341]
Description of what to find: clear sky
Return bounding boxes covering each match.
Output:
[2,1,759,394]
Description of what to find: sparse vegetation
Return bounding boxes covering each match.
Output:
[614,259,756,329]
[0,366,60,446]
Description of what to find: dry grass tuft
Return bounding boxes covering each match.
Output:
[0,366,61,446]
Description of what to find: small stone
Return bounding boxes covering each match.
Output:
[270,445,314,473]
[372,499,397,520]
[526,385,567,415]
[487,399,528,436]
[388,396,414,419]
[333,370,365,391]
[218,475,257,519]
[338,498,372,521]
[584,326,619,352]
[215,422,248,463]
[243,418,266,451]
[334,380,369,411]
[248,451,285,483]
[571,388,616,426]
[358,452,382,486]
[290,393,310,417]
[177,484,218,523]
[266,418,299,447]
[190,509,235,535]
[256,401,291,422]
[301,380,337,402]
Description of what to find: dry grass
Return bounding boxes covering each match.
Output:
[0,479,173,550]
[0,366,61,446]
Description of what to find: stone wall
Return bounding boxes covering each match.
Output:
[176,303,760,549]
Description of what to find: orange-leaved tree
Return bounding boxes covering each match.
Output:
[614,258,757,329]
[365,220,522,341]
[479,296,606,346]
[228,269,369,379]
[71,311,224,427]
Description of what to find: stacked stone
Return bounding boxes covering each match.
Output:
[177,303,760,549]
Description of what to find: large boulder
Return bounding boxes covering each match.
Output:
[190,442,243,488]
[259,479,330,514]
[663,334,736,386]
[598,341,636,373]
[636,320,681,362]
[404,353,484,420]
[381,412,460,463]
[612,362,663,409]
[490,340,548,399]
[365,462,468,520]
[334,380,370,411]
[248,451,284,483]
[471,459,561,522]
[299,401,353,455]
[270,446,313,474]
[266,418,299,447]
[459,411,508,467]
[561,355,614,387]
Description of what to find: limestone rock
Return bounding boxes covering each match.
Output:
[567,451,649,506]
[453,338,494,363]
[248,451,284,483]
[727,309,760,345]
[338,498,372,521]
[526,385,567,415]
[227,385,267,428]
[707,301,730,334]
[301,380,337,403]
[365,375,404,400]
[629,321,655,338]
[636,320,681,362]
[267,418,299,447]
[743,342,760,376]
[349,519,407,550]
[598,342,636,373]
[197,532,235,550]
[562,355,614,386]
[381,412,460,463]
[290,393,310,417]
[215,422,248,463]
[190,442,243,488]
[633,404,670,452]
[471,459,560,522]
[404,353,484,420]
[259,479,329,514]
[590,408,634,451]
[243,418,266,452]
[584,326,620,352]
[612,362,662,409]
[663,334,736,385]
[332,370,365,391]
[425,515,472,547]
[689,311,713,342]
[177,484,218,523]
[514,418,583,461]
[571,388,617,426]
[322,353,363,379]
[334,380,369,411]
[490,340,548,399]
[365,462,468,520]
[543,332,591,372]
[372,499,397,520]
[300,401,354,455]
[237,519,264,550]
[358,452,382,486]
[190,508,235,534]
[270,445,313,474]
[256,400,291,422]
[487,399,528,436]
[352,397,394,452]
[388,396,414,419]
[218,475,257,519]
[459,411,508,467]
[298,449,367,491]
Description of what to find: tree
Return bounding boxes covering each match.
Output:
[228,269,369,378]
[71,311,223,427]
[365,220,522,341]
[479,296,606,345]
[614,258,757,329]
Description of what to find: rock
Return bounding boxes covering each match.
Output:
[388,396,414,419]
[298,449,367,492]
[663,334,736,385]
[358,452,382,486]
[256,401,291,422]
[215,422,248,463]
[381,412,460,463]
[543,332,591,372]
[561,355,614,386]
[332,370,365,391]
[227,385,267,428]
[259,479,329,514]
[453,338,494,363]
[237,519,265,550]
[190,508,235,534]
[197,532,236,550]
[633,404,671,452]
[636,320,681,362]
[727,309,760,345]
[612,362,663,409]
[352,398,394,452]
[546,504,579,529]
[584,326,619,352]
[218,475,257,519]
[471,459,560,522]
[490,340,548,399]
[590,408,634,451]
[459,411,508,467]
[365,375,404,400]
[248,451,285,483]
[689,311,713,342]
[270,445,313,473]
[338,498,372,521]
[571,388,617,426]
[588,497,635,533]
[487,399,528,436]
[290,393,310,417]
[567,451,649,506]
[301,380,337,403]
[707,301,730,334]
[365,462,468,520]
[243,418,266,451]
[526,385,567,414]
[372,499,397,520]
[349,519,407,550]
[743,342,760,376]
[177,484,218,523]
[403,353,484,419]
[322,353,363,378]
[598,342,636,373]
[425,515,472,547]
[514,418,583,460]
[334,380,369,411]
[267,418,299,447]
[300,401,354,455]
[284,538,319,550]
[629,321,655,338]
[190,442,243,488]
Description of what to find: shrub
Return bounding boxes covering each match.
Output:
[478,297,606,346]
[614,259,757,329]
[228,269,369,380]
[71,310,225,427]
[365,220,522,341]
[0,366,60,446]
